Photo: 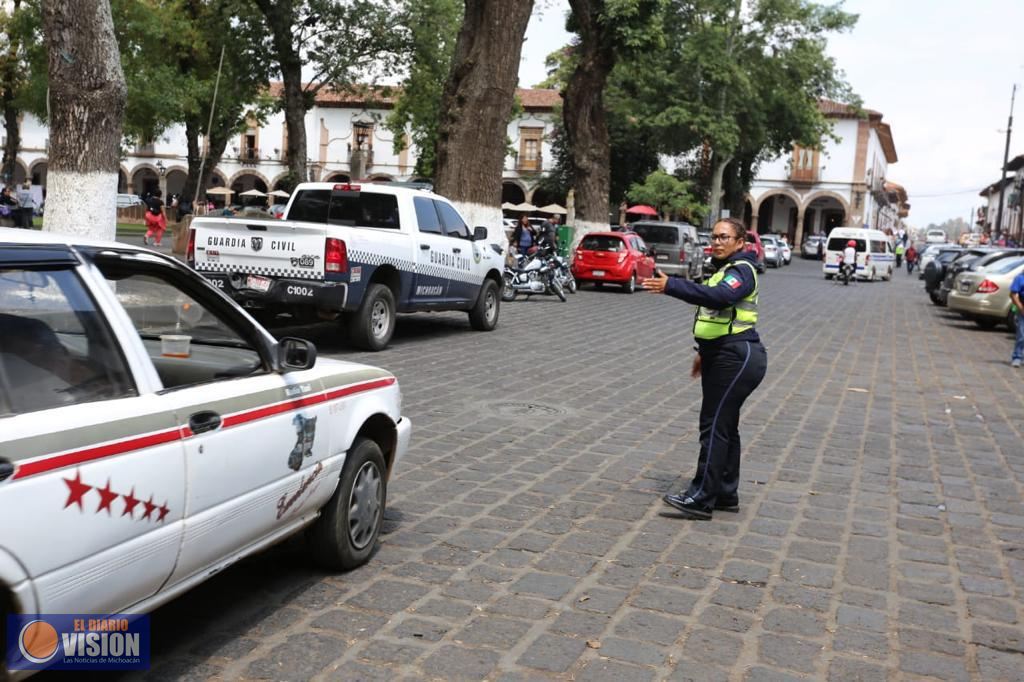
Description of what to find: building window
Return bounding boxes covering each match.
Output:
[239,119,259,162]
[518,127,543,172]
[790,145,819,184]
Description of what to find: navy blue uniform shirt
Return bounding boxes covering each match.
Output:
[663,249,761,352]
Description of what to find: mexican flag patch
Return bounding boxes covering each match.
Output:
[723,274,742,289]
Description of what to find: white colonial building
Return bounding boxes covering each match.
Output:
[745,100,909,245]
[4,86,563,209]
[978,153,1024,240]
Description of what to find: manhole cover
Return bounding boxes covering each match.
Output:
[491,401,566,417]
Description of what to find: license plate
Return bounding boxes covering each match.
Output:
[656,254,669,261]
[246,274,271,293]
[592,270,605,277]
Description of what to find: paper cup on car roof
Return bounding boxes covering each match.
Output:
[160,334,191,358]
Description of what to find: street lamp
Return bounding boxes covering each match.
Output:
[995,84,1017,237]
[155,159,166,176]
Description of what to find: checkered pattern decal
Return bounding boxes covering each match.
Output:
[348,248,483,285]
[195,262,320,280]
[348,249,416,273]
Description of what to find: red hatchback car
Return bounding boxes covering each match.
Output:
[572,231,656,293]
[744,231,767,273]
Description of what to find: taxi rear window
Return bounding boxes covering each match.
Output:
[580,235,625,252]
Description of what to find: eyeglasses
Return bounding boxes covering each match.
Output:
[710,234,737,242]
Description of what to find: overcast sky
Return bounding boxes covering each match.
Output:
[518,0,1024,228]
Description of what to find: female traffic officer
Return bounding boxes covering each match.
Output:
[641,217,767,519]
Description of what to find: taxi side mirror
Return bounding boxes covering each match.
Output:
[277,337,317,371]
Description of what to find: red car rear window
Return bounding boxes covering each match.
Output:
[580,236,625,252]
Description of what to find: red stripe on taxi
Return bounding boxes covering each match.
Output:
[13,377,396,480]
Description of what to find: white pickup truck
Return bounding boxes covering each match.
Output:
[188,182,505,350]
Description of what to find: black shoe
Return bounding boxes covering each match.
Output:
[662,493,713,520]
[715,497,739,513]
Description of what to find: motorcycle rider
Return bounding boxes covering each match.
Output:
[841,239,857,282]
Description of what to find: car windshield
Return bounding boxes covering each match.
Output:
[988,256,1024,274]
[580,235,625,252]
[631,224,679,245]
[828,238,865,251]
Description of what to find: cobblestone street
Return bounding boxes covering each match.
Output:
[126,258,1024,681]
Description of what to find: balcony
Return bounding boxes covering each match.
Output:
[788,165,818,185]
[517,153,543,173]
[239,148,260,166]
[348,148,374,169]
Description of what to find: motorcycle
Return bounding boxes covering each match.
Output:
[551,251,577,294]
[502,244,567,302]
[838,261,855,286]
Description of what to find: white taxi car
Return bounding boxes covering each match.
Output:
[0,228,410,651]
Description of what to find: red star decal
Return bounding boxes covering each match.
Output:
[157,501,170,523]
[122,488,141,518]
[141,495,156,521]
[95,479,119,515]
[63,471,93,510]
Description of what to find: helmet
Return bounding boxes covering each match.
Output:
[847,240,856,247]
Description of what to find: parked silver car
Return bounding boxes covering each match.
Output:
[801,233,826,259]
[630,221,704,279]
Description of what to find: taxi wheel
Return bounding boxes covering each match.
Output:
[349,284,395,351]
[308,437,387,571]
[470,279,500,331]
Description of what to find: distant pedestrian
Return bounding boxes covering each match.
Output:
[511,214,536,256]
[15,181,34,229]
[816,237,824,260]
[143,189,166,246]
[905,244,917,274]
[895,242,904,268]
[1011,270,1024,368]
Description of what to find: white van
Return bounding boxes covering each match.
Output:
[822,227,896,281]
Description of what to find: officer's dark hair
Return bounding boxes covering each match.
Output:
[714,217,747,239]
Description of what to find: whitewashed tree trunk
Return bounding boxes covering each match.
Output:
[41,0,126,239]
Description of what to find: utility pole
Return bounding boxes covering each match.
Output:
[995,84,1017,237]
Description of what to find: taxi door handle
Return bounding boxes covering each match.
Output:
[420,244,430,250]
[189,411,222,435]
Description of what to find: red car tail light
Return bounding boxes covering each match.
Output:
[325,238,348,273]
[679,248,687,263]
[977,279,999,293]
[186,228,196,265]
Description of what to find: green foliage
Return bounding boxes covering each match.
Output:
[536,46,575,90]
[627,169,705,221]
[384,0,461,178]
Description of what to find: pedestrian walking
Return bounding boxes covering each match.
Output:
[1010,270,1024,368]
[905,244,917,274]
[15,181,34,229]
[143,189,167,246]
[641,217,768,519]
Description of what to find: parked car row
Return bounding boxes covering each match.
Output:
[921,243,1024,330]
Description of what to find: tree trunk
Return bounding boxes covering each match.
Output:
[708,152,732,227]
[434,0,533,238]
[563,0,615,242]
[1,0,22,187]
[41,0,126,238]
[254,0,308,185]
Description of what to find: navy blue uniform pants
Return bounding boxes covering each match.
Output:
[686,340,767,505]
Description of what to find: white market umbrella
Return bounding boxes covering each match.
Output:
[206,186,234,196]
[538,203,567,215]
[269,189,291,198]
[513,201,538,212]
[501,201,517,210]
[239,188,267,197]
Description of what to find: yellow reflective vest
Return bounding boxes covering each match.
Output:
[693,260,759,340]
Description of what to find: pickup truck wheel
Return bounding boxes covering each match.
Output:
[349,284,395,351]
[469,279,500,331]
[308,437,386,570]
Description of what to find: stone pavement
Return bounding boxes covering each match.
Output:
[121,258,1023,681]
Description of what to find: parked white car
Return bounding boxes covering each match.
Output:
[926,229,947,244]
[116,193,144,208]
[0,228,410,666]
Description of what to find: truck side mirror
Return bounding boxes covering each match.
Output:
[473,225,488,241]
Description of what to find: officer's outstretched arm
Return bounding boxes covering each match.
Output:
[663,267,755,308]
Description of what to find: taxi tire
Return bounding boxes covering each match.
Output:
[469,279,500,331]
[349,284,395,351]
[308,437,387,571]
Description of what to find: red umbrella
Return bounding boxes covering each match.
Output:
[626,204,658,216]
